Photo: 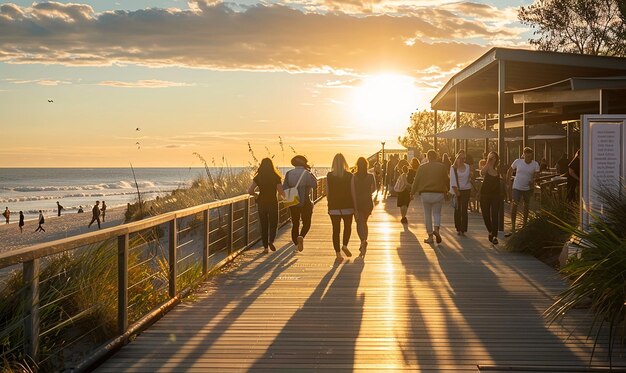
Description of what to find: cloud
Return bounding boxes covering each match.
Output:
[97,79,194,88]
[5,78,71,86]
[0,1,526,76]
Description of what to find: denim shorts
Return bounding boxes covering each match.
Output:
[512,188,532,204]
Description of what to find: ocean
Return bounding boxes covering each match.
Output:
[0,167,327,221]
[0,168,211,221]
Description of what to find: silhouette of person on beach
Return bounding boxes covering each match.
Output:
[88,201,101,229]
[19,211,24,233]
[3,207,9,224]
[101,201,107,222]
[34,210,45,232]
[78,206,84,213]
[57,201,64,216]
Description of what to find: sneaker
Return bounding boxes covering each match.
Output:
[433,230,442,244]
[492,237,499,245]
[488,234,493,242]
[262,248,269,254]
[341,245,352,257]
[269,243,276,252]
[401,217,408,224]
[504,232,513,238]
[424,236,434,244]
[336,252,343,260]
[297,236,304,252]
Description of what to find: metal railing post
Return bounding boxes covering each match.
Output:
[229,204,234,254]
[169,218,177,298]
[117,234,129,335]
[203,209,209,275]
[23,258,40,363]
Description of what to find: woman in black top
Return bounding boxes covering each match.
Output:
[397,158,418,224]
[479,151,502,244]
[248,158,285,253]
[351,157,376,257]
[326,153,354,260]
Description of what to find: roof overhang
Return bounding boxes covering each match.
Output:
[430,48,626,114]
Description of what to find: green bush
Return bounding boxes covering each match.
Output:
[504,195,578,268]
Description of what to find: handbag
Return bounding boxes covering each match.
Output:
[283,170,306,208]
[393,174,407,192]
[452,166,460,210]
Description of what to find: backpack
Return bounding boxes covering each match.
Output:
[283,170,306,208]
[394,174,408,192]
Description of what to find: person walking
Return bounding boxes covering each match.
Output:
[351,157,376,257]
[56,201,64,217]
[450,150,473,236]
[396,158,418,224]
[34,210,45,232]
[327,153,354,260]
[283,155,317,252]
[411,150,448,244]
[19,211,24,233]
[248,158,285,254]
[101,201,107,222]
[88,201,101,229]
[480,151,502,244]
[2,207,9,224]
[505,147,539,236]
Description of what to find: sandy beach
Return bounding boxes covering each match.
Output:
[0,206,127,254]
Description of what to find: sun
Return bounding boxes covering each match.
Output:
[350,73,424,135]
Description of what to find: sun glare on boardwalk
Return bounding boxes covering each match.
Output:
[351,73,420,133]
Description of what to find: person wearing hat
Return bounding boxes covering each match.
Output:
[283,155,318,252]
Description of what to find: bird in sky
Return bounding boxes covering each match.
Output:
[136,141,140,150]
[47,99,53,103]
[136,127,140,131]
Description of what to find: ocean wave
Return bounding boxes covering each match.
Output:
[0,189,166,203]
[10,180,161,193]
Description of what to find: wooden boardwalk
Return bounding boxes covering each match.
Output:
[97,197,625,372]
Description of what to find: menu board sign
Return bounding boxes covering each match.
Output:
[581,115,626,229]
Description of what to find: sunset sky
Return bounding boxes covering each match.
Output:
[0,0,533,167]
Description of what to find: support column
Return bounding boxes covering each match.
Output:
[522,102,528,150]
[433,110,438,152]
[484,114,489,155]
[497,60,506,163]
[497,60,506,233]
[455,86,460,155]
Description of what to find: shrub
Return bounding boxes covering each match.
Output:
[504,195,578,267]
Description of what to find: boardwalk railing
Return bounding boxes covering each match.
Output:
[0,177,326,372]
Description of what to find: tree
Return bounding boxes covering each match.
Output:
[398,110,485,156]
[518,0,626,57]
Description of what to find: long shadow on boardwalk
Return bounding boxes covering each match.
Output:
[389,200,584,369]
[249,258,364,371]
[109,244,298,372]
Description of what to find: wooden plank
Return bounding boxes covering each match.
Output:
[96,197,626,372]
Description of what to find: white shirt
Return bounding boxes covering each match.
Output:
[450,163,472,191]
[511,158,540,191]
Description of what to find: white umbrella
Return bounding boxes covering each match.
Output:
[427,126,498,139]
